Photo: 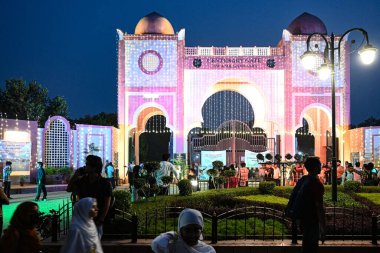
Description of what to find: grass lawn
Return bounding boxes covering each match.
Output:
[235,194,289,205]
[357,193,380,205]
[2,197,70,229]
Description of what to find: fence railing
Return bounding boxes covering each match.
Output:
[39,198,72,242]
[48,203,379,245]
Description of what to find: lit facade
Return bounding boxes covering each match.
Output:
[117,12,351,167]
[0,116,118,182]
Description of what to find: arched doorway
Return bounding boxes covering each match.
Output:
[296,105,331,162]
[139,115,171,162]
[188,90,268,166]
[295,118,315,158]
[131,106,173,164]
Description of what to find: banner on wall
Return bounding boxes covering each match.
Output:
[244,150,271,168]
[201,150,226,168]
[0,141,31,173]
[199,150,226,180]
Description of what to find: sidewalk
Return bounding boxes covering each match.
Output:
[43,239,379,253]
[9,183,67,196]
[7,183,129,202]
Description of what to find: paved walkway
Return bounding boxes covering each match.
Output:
[43,239,379,253]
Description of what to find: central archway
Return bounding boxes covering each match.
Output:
[201,78,268,129]
[188,89,267,165]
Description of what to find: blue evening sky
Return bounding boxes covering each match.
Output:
[0,0,379,124]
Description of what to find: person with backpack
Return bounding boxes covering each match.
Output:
[341,163,355,185]
[285,156,325,253]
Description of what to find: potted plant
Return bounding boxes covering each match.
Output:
[223,169,237,188]
[19,176,26,186]
[215,176,226,189]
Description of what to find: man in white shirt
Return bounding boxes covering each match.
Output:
[155,154,178,190]
[273,164,281,186]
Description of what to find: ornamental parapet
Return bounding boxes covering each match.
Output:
[185,46,284,56]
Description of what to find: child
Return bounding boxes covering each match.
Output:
[60,198,103,253]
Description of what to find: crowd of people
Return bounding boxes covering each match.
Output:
[127,154,180,200]
[188,159,380,188]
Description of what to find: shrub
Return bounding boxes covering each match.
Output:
[133,178,146,189]
[113,190,132,211]
[178,179,192,196]
[223,169,236,178]
[215,176,226,185]
[212,160,224,169]
[343,180,361,193]
[138,184,159,198]
[161,176,173,185]
[259,181,276,194]
[45,167,72,176]
[359,186,380,193]
[143,161,160,174]
[207,168,218,177]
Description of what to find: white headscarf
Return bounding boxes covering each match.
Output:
[151,208,215,253]
[60,197,103,253]
[178,208,204,232]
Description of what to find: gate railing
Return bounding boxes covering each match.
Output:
[47,203,380,245]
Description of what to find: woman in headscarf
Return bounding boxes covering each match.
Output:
[0,201,42,253]
[60,197,103,253]
[151,208,215,253]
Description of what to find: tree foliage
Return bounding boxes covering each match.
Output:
[0,79,69,125]
[351,116,380,129]
[72,112,117,127]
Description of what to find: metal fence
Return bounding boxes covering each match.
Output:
[44,200,380,245]
[39,198,72,242]
[47,204,379,245]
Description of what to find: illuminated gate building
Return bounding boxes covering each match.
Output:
[117,12,351,167]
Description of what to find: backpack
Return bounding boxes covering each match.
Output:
[285,176,310,219]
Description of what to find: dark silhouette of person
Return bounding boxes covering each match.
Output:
[34,162,47,201]
[288,156,326,253]
[0,201,42,253]
[3,161,12,198]
[76,155,113,238]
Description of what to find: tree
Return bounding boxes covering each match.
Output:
[351,116,380,129]
[72,112,118,127]
[44,96,69,120]
[0,79,69,125]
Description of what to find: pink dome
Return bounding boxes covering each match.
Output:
[135,12,174,35]
[287,12,327,35]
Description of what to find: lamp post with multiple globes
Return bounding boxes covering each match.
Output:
[301,28,377,202]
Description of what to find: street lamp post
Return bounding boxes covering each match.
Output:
[301,28,377,202]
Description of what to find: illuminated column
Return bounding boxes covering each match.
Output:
[117,29,127,174]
